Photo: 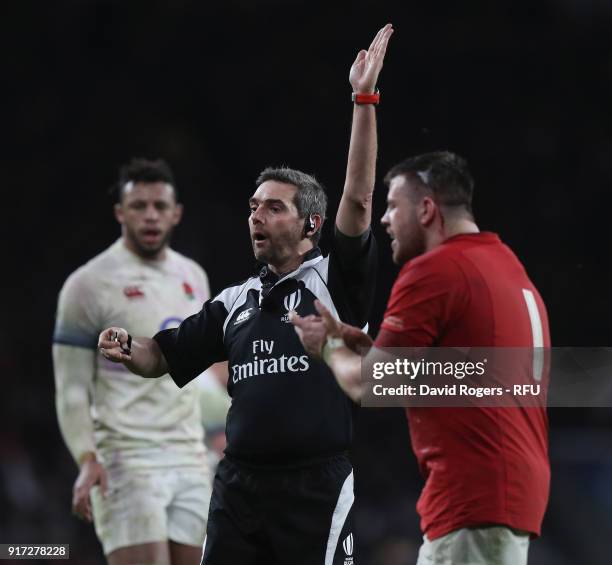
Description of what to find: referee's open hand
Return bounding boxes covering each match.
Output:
[349,23,394,95]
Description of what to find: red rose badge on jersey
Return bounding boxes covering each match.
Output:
[183,282,195,300]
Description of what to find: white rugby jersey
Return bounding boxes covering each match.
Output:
[53,239,211,468]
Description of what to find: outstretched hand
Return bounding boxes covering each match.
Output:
[349,23,394,94]
[98,327,132,362]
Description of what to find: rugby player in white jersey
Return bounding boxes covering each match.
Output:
[53,158,219,565]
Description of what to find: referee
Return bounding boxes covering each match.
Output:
[99,24,393,565]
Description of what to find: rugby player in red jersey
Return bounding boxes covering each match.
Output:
[292,151,550,565]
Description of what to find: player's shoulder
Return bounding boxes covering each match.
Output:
[61,247,109,289]
[82,240,126,274]
[59,264,93,302]
[401,244,464,282]
[59,241,125,296]
[389,251,466,308]
[166,247,198,269]
[167,248,208,278]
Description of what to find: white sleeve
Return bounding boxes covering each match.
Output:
[52,344,97,464]
[197,371,231,432]
[52,270,99,464]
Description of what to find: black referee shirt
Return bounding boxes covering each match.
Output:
[154,228,377,465]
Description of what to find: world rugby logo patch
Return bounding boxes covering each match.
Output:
[343,532,354,564]
[283,289,301,311]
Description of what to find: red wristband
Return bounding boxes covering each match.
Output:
[352,89,380,105]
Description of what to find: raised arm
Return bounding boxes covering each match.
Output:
[98,327,168,378]
[336,23,394,237]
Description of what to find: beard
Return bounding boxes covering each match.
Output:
[252,225,303,270]
[126,225,174,259]
[393,217,426,265]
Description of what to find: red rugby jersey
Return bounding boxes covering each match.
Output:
[374,232,550,540]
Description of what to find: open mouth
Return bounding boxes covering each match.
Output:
[253,232,268,244]
[141,229,162,241]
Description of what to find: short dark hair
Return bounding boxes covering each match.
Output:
[115,158,177,201]
[255,166,328,245]
[384,151,474,215]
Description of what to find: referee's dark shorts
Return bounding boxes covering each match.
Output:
[201,453,355,565]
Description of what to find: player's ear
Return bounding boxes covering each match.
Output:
[172,203,184,226]
[420,197,436,227]
[114,202,124,225]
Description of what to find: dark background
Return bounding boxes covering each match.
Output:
[2,0,612,563]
